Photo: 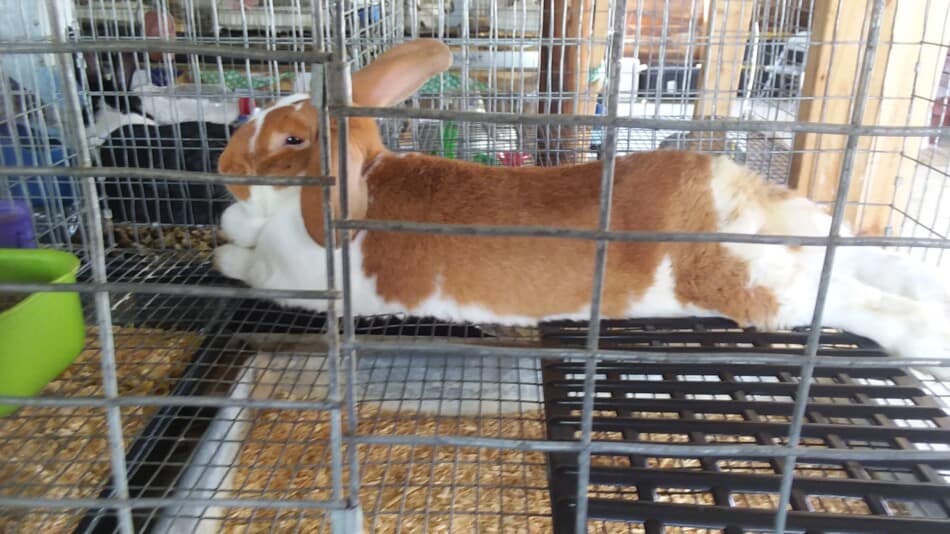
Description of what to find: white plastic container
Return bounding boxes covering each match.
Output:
[133,79,241,125]
[453,48,541,71]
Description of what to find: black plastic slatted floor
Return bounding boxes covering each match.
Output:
[539,318,950,534]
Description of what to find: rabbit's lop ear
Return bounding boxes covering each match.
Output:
[217,122,255,200]
[351,39,453,107]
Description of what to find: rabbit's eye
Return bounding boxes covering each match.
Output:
[285,136,304,146]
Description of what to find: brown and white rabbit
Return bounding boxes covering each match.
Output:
[214,39,950,378]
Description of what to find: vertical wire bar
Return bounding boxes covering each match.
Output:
[897,0,947,265]
[460,0,471,161]
[331,0,364,511]
[308,0,348,515]
[683,0,702,121]
[772,1,887,532]
[409,0,418,38]
[321,0,348,508]
[556,0,568,161]
[629,0,644,144]
[44,1,134,532]
[889,0,929,248]
[570,0,584,159]
[651,0,670,148]
[18,1,65,244]
[919,7,950,265]
[572,0,629,531]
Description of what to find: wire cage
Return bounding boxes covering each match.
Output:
[1,0,949,533]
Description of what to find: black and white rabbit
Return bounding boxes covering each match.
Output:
[95,120,234,225]
[77,50,235,225]
[78,50,157,139]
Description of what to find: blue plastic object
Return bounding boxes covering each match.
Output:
[358,5,382,25]
[0,199,36,248]
[0,122,79,211]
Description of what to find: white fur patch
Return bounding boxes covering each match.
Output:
[707,155,830,328]
[87,104,156,148]
[625,256,717,318]
[247,93,312,153]
[705,155,950,376]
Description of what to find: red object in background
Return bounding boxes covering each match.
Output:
[931,49,950,143]
[144,11,176,63]
[498,151,533,167]
[239,97,254,116]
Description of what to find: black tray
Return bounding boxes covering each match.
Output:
[539,318,950,533]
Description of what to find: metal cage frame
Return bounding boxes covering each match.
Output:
[1,0,949,533]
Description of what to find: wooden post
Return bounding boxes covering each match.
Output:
[692,0,754,120]
[537,0,610,166]
[789,0,871,209]
[790,0,948,235]
[856,1,950,235]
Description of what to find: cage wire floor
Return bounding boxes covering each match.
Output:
[1,249,949,533]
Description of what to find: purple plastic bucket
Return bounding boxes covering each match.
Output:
[0,199,37,248]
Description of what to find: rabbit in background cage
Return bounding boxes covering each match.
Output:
[95,120,235,225]
[212,39,950,380]
[77,50,165,144]
[76,52,235,225]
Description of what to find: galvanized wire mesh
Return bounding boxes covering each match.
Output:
[1,0,949,533]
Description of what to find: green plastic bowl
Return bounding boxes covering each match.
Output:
[0,248,85,416]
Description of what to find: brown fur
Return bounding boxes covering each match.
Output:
[219,106,383,246]
[357,151,778,325]
[218,38,450,246]
[216,39,780,326]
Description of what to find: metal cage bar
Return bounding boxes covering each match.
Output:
[0,1,948,532]
[773,1,887,531]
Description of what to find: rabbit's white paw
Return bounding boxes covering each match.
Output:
[213,244,254,282]
[219,202,266,248]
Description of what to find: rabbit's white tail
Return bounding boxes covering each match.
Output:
[770,247,950,381]
[821,275,947,373]
[838,249,950,380]
[708,159,949,379]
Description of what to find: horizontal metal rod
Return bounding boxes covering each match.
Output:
[338,106,950,137]
[0,496,344,511]
[0,166,334,187]
[0,281,339,300]
[0,39,332,63]
[351,340,949,369]
[585,464,950,497]
[352,434,950,463]
[336,219,950,249]
[0,395,339,411]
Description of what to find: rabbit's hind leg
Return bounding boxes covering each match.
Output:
[776,272,950,381]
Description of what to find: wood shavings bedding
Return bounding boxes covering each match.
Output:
[221,407,552,533]
[220,403,876,532]
[111,225,219,252]
[0,326,201,533]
